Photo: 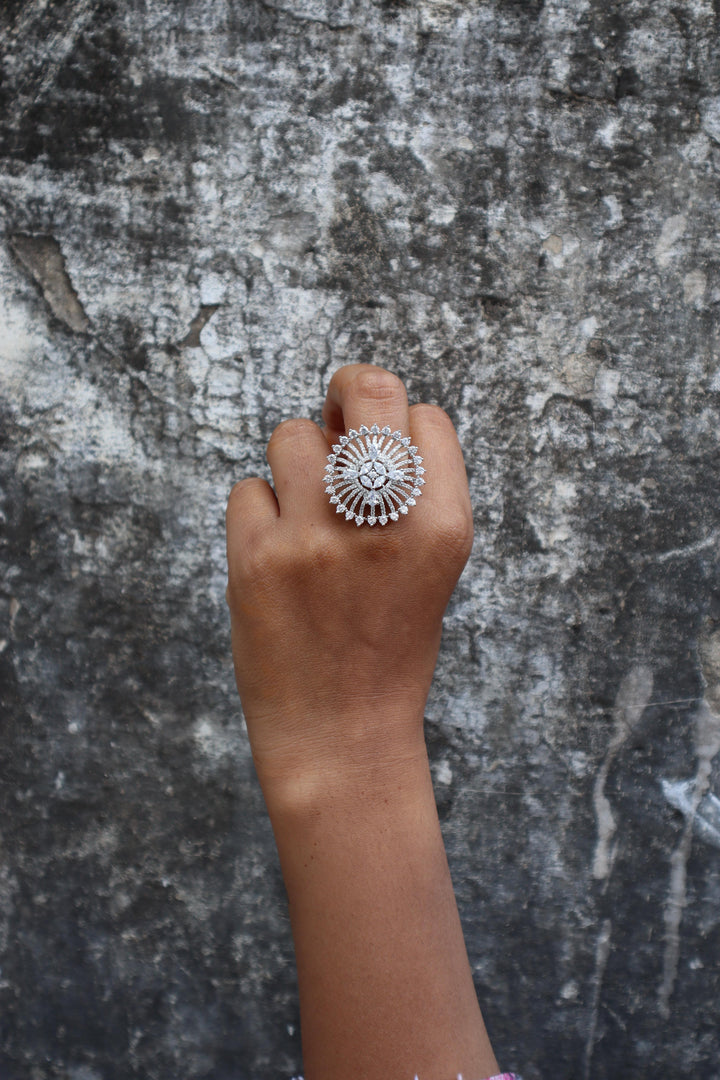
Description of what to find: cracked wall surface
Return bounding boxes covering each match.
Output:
[1,1,720,1078]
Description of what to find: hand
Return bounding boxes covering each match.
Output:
[226,366,499,1080]
[226,364,474,802]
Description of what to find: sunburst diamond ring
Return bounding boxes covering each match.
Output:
[324,424,425,526]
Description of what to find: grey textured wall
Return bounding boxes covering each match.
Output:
[2,1,720,1078]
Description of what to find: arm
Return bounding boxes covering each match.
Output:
[226,364,500,1080]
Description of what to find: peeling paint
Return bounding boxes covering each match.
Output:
[10,234,90,333]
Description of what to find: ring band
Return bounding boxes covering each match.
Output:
[324,424,425,526]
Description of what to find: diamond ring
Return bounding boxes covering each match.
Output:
[324,424,425,526]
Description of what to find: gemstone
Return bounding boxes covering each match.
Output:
[325,426,425,526]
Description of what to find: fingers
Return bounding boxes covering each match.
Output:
[227,369,472,546]
[322,364,410,441]
[227,476,279,531]
[266,417,331,521]
[407,404,474,547]
[226,477,279,581]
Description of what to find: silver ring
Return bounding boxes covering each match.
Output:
[324,424,425,526]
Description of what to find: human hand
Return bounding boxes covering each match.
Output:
[226,364,474,806]
[226,366,498,1080]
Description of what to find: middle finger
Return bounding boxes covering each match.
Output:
[322,364,411,442]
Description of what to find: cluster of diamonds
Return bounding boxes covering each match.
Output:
[324,424,425,526]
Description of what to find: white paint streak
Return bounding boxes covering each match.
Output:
[592,666,654,880]
[658,701,720,1018]
[583,918,612,1080]
[650,531,719,564]
[661,779,720,850]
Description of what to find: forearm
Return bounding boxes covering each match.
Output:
[264,731,499,1080]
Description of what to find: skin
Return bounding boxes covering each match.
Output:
[226,364,500,1080]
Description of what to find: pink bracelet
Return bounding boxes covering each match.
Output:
[292,1073,521,1080]
[413,1073,521,1080]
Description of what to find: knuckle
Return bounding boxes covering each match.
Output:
[226,476,257,513]
[410,404,460,448]
[449,510,475,559]
[299,522,345,566]
[303,537,342,582]
[410,402,452,429]
[429,506,474,563]
[268,417,316,449]
[350,367,406,405]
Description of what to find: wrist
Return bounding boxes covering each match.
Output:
[264,739,443,942]
[247,697,431,819]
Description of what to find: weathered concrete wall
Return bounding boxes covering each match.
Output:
[1,2,720,1077]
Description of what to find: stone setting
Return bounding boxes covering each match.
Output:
[324,424,425,526]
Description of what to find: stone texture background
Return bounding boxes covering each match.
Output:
[2,1,720,1077]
